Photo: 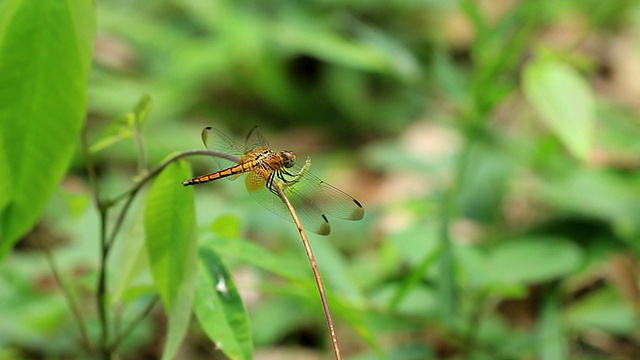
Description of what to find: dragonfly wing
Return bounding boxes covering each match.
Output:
[245,172,331,235]
[201,127,246,181]
[286,166,364,221]
[244,126,269,153]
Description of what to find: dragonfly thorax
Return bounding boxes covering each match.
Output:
[280,150,296,168]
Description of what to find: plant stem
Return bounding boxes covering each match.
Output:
[272,183,342,360]
[108,296,159,352]
[97,204,110,359]
[82,127,112,359]
[36,236,93,353]
[82,146,239,358]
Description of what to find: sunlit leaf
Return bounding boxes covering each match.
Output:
[523,58,594,161]
[145,159,197,360]
[194,246,253,360]
[0,0,95,257]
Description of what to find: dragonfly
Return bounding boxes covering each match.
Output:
[182,126,364,235]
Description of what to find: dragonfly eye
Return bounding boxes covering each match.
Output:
[280,151,296,168]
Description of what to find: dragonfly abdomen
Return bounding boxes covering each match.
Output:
[182,161,256,186]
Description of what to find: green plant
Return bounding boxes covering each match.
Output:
[4,1,640,359]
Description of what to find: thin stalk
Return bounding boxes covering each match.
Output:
[108,296,159,352]
[82,127,111,359]
[36,236,93,352]
[81,133,241,358]
[98,149,237,357]
[97,205,110,359]
[134,129,148,174]
[110,149,238,205]
[272,183,342,360]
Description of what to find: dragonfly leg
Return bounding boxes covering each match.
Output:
[282,157,311,187]
[268,157,311,195]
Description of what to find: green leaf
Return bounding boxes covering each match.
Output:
[204,236,308,282]
[566,286,635,335]
[194,246,253,360]
[133,93,152,129]
[145,159,197,359]
[523,58,594,161]
[163,265,198,360]
[0,0,95,256]
[88,113,136,154]
[538,287,568,360]
[311,238,363,303]
[90,94,151,154]
[210,214,242,239]
[0,137,10,218]
[485,236,583,286]
[112,206,150,304]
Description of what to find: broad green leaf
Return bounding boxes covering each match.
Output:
[523,58,594,161]
[145,159,197,359]
[485,236,583,286]
[0,0,95,256]
[194,246,253,360]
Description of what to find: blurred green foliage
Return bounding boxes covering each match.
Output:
[2,0,640,359]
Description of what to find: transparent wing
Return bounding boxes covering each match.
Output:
[244,126,269,154]
[201,126,261,181]
[285,166,364,221]
[201,126,270,178]
[245,172,332,235]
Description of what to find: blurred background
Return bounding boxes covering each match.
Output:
[4,0,640,359]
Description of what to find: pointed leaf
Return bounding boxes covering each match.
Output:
[133,93,152,129]
[112,207,150,304]
[89,113,135,154]
[194,246,253,360]
[162,258,198,360]
[0,0,95,256]
[145,159,197,359]
[523,58,594,161]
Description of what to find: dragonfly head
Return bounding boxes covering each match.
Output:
[280,150,296,168]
